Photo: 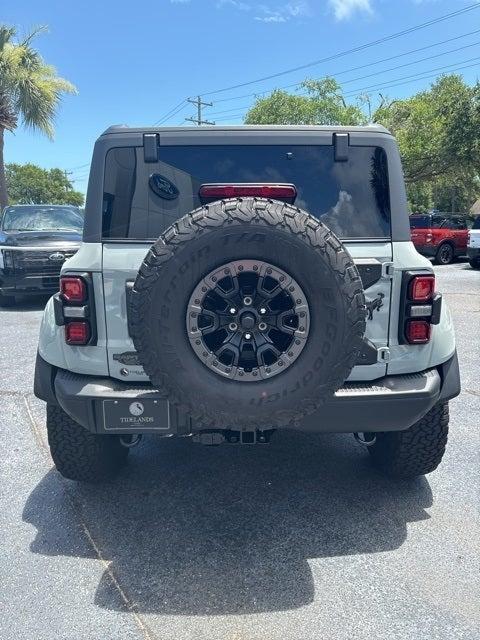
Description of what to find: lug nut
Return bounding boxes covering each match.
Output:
[259,307,267,315]
[259,322,267,331]
[244,332,252,340]
[228,322,238,331]
[229,307,237,314]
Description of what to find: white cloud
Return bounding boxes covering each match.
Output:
[286,1,310,17]
[177,0,311,22]
[216,0,251,9]
[328,0,372,20]
[254,1,311,23]
[255,14,287,22]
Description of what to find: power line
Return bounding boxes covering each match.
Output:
[152,99,188,126]
[70,172,90,180]
[211,28,480,105]
[208,40,480,117]
[211,57,480,124]
[66,162,90,172]
[342,57,480,97]
[333,40,480,87]
[152,8,480,127]
[185,96,215,126]
[200,3,480,97]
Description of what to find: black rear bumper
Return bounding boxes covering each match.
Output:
[34,352,460,435]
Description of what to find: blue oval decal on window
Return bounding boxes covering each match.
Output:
[149,174,179,200]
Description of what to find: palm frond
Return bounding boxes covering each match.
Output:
[20,25,48,47]
[0,23,77,137]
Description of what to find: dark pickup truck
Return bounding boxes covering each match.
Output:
[0,204,83,306]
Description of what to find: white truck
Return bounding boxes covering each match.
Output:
[468,216,480,269]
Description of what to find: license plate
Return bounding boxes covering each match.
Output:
[102,399,170,431]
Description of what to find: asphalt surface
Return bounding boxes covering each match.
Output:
[1,261,479,640]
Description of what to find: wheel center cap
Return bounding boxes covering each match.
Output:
[240,312,256,330]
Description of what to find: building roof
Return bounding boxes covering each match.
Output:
[471,199,480,215]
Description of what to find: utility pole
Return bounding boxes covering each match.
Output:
[185,96,215,126]
[64,170,72,192]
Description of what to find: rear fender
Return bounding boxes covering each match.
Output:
[38,244,109,375]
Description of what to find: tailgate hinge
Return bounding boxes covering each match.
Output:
[381,262,395,279]
[378,347,390,362]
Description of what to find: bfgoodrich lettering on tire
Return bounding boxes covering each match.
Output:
[130,198,366,429]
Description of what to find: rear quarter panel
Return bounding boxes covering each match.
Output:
[387,241,455,375]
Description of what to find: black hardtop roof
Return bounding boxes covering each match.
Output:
[101,124,391,136]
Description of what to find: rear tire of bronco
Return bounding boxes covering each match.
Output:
[368,402,449,479]
[0,293,16,307]
[469,259,480,270]
[46,405,129,482]
[434,242,454,265]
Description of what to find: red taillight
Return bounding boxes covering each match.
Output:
[199,183,297,202]
[409,275,435,302]
[405,320,431,344]
[60,276,87,303]
[65,321,90,345]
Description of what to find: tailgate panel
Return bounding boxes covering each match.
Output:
[102,241,393,382]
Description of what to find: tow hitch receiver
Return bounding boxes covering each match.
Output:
[192,429,275,446]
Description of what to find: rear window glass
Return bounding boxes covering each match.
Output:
[102,145,391,240]
[472,217,480,230]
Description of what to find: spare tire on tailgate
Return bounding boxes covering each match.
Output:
[130,198,366,429]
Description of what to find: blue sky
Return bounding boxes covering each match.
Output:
[3,0,480,195]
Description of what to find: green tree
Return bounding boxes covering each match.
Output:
[245,78,367,126]
[432,174,480,213]
[0,25,77,209]
[374,75,480,212]
[406,182,433,214]
[6,163,84,206]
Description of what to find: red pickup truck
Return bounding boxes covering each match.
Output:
[410,214,469,265]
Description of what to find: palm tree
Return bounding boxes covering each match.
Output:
[0,26,76,210]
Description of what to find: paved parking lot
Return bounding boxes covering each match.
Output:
[1,262,479,640]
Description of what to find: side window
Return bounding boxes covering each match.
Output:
[103,147,137,238]
[432,217,447,229]
[446,219,464,230]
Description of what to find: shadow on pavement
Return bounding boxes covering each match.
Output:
[0,295,51,312]
[23,431,432,616]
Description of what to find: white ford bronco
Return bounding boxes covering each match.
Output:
[34,125,460,482]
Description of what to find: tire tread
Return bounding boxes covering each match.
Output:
[369,402,449,479]
[47,405,128,482]
[130,198,366,428]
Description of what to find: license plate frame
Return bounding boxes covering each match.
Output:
[102,399,170,432]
